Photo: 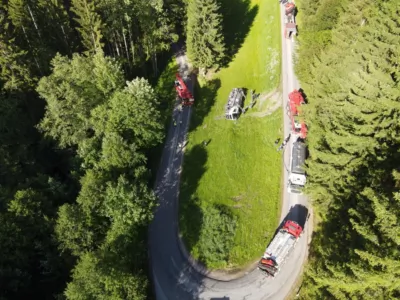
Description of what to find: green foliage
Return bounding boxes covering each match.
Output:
[56,203,99,256]
[187,0,226,70]
[0,0,184,298]
[197,205,238,266]
[37,0,76,53]
[295,0,347,83]
[0,3,34,89]
[0,85,74,299]
[93,0,179,75]
[36,51,164,299]
[7,0,75,74]
[65,249,147,300]
[0,39,33,90]
[104,175,156,227]
[93,78,164,150]
[37,52,124,147]
[0,181,71,299]
[297,0,400,298]
[71,0,104,53]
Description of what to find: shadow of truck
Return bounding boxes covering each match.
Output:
[284,204,309,229]
[271,204,309,240]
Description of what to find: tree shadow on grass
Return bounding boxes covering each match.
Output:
[219,0,259,67]
[179,144,208,254]
[190,77,221,131]
[179,145,238,266]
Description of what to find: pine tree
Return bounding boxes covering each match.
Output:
[71,0,104,53]
[96,0,178,76]
[296,0,400,298]
[37,0,76,54]
[5,0,75,77]
[0,36,33,90]
[6,0,45,74]
[187,0,225,72]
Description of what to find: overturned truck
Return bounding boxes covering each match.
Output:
[225,88,245,120]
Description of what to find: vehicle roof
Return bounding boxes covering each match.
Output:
[291,140,306,174]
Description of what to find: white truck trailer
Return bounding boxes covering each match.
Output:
[288,139,307,194]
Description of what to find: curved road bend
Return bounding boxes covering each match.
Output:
[149,5,310,300]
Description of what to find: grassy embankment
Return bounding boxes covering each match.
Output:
[179,0,283,269]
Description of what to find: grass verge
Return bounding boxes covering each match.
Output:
[179,0,282,269]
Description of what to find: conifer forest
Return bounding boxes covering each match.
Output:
[297,0,399,298]
[0,0,399,299]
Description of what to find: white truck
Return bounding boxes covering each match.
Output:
[258,220,303,276]
[288,139,306,194]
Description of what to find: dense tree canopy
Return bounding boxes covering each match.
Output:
[0,86,73,299]
[37,52,124,147]
[297,0,400,298]
[37,51,163,299]
[0,0,183,298]
[187,0,226,71]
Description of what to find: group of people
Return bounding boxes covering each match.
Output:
[173,119,182,127]
[276,134,291,151]
[173,103,184,127]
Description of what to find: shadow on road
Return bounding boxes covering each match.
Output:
[147,60,179,187]
[190,78,221,131]
[219,0,259,67]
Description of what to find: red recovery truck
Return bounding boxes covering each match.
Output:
[174,73,194,106]
[288,89,308,139]
[258,220,303,276]
[283,1,297,39]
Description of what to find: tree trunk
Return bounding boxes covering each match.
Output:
[114,33,120,57]
[27,4,42,39]
[60,25,70,54]
[21,25,42,74]
[122,27,130,65]
[152,53,158,77]
[128,27,135,64]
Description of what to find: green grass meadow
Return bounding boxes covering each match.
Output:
[179,0,282,269]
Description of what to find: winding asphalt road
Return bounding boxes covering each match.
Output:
[149,4,311,300]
